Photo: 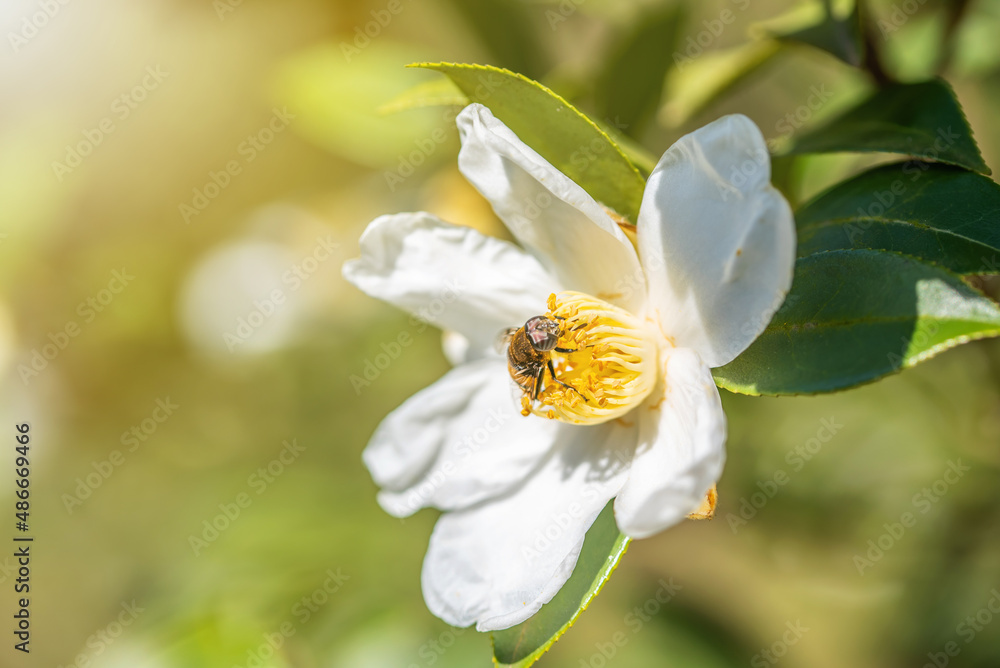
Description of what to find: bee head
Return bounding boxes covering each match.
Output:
[524,316,561,352]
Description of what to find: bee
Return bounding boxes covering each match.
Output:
[500,315,585,403]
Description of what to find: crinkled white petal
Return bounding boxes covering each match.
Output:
[362,359,498,493]
[456,104,646,315]
[421,418,636,630]
[343,212,559,361]
[637,114,796,367]
[377,364,563,517]
[614,347,726,539]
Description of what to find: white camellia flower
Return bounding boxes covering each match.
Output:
[343,103,795,631]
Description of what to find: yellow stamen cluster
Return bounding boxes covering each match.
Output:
[523,292,657,425]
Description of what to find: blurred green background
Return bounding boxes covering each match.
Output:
[3,0,1000,666]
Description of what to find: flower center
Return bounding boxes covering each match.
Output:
[518,291,658,425]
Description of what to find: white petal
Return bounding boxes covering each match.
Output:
[362,359,500,493]
[614,347,726,539]
[343,212,558,360]
[377,366,563,517]
[441,330,472,366]
[637,114,796,367]
[421,419,636,630]
[456,104,645,314]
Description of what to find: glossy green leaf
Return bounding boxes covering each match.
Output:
[491,502,629,668]
[594,5,685,138]
[787,79,991,175]
[377,78,660,177]
[797,161,1000,274]
[713,250,1000,395]
[413,62,647,221]
[772,0,862,67]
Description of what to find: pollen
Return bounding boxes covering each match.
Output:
[528,291,658,425]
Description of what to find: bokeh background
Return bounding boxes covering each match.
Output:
[3,0,1000,666]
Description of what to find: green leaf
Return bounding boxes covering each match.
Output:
[772,0,863,67]
[787,79,991,175]
[377,78,660,178]
[594,5,685,138]
[797,161,1000,274]
[713,250,1000,395]
[413,62,648,221]
[491,502,629,668]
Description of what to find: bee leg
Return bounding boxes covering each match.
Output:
[531,364,546,401]
[555,344,599,353]
[547,359,587,402]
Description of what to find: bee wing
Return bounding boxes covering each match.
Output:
[495,327,519,354]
